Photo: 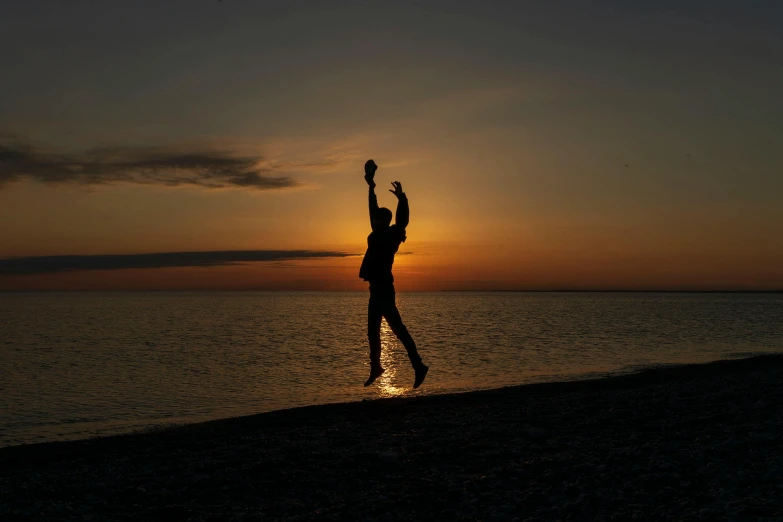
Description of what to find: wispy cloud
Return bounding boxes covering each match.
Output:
[268,152,361,173]
[0,250,355,275]
[0,135,303,190]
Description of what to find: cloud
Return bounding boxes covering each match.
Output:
[0,250,355,275]
[268,152,361,173]
[0,136,299,190]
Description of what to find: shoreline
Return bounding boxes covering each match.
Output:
[2,354,783,520]
[3,351,779,451]
[3,350,778,452]
[0,351,776,452]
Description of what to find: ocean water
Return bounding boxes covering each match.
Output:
[1,291,782,448]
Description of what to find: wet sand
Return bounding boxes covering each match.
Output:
[2,355,782,521]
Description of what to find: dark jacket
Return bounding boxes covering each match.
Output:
[359,187,408,284]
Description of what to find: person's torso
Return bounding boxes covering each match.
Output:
[359,225,405,282]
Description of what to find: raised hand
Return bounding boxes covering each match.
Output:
[389,181,404,199]
[364,159,377,187]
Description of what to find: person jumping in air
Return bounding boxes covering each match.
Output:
[360,159,428,389]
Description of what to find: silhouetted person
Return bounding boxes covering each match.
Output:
[360,159,428,388]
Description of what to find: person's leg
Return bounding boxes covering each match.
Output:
[365,291,385,386]
[381,294,423,369]
[383,296,428,388]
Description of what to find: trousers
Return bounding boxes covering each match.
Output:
[367,284,422,369]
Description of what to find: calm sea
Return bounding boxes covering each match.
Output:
[1,291,781,448]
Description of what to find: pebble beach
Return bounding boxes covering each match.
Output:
[2,354,782,521]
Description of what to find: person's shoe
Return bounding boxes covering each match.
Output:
[364,367,385,387]
[413,364,429,389]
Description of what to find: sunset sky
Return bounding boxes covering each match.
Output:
[1,1,781,291]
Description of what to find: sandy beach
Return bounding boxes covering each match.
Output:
[2,354,782,521]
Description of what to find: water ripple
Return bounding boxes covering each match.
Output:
[1,291,781,446]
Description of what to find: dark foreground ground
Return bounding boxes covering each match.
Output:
[2,356,783,522]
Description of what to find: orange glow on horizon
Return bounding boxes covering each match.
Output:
[1,239,781,292]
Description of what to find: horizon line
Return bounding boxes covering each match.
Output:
[0,289,781,293]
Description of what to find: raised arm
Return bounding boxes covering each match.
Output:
[368,184,381,229]
[365,160,382,230]
[390,181,409,229]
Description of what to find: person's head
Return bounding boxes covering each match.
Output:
[373,207,393,229]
